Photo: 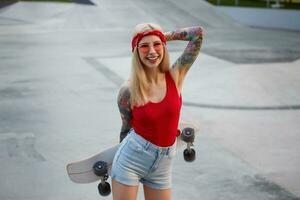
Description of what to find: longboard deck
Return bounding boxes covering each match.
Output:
[67,121,199,184]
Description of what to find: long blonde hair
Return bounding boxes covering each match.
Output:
[130,23,170,108]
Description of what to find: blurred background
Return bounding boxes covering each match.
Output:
[0,0,299,199]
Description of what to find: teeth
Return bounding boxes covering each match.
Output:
[147,57,158,60]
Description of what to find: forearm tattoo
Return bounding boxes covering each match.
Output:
[165,26,203,71]
[117,85,132,142]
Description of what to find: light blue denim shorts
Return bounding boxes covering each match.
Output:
[111,129,177,189]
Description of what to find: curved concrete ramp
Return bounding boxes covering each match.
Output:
[0,2,73,23]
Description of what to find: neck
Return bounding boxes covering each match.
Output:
[145,68,164,84]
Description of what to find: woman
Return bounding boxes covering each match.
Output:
[111,23,203,200]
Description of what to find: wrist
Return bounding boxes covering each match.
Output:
[164,31,173,42]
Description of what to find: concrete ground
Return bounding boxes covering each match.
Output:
[0,0,299,199]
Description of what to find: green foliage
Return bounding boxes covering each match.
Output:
[21,0,73,3]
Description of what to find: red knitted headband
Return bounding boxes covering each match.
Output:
[131,30,166,52]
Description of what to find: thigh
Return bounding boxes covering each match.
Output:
[112,179,139,200]
[143,184,171,200]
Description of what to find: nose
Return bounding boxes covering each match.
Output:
[148,45,156,54]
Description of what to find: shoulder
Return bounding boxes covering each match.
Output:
[117,81,131,108]
[118,81,130,97]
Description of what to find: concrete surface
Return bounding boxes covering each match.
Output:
[0,0,300,199]
[216,6,300,31]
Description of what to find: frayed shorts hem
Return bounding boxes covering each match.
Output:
[112,176,172,190]
[111,176,139,187]
[141,180,172,190]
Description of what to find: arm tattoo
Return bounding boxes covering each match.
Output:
[117,85,132,142]
[165,26,203,71]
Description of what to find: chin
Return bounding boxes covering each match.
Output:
[144,60,162,69]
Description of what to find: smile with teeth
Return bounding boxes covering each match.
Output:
[146,56,159,61]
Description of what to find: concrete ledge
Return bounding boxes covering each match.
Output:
[216,6,300,31]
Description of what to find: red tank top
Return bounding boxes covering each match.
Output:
[131,71,182,147]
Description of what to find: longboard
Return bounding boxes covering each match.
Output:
[66,120,199,195]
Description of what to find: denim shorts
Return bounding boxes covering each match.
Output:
[111,129,177,190]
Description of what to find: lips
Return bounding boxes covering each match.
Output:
[146,56,159,63]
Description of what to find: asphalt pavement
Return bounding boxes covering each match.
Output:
[0,0,300,199]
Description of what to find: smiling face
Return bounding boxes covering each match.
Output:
[137,35,164,70]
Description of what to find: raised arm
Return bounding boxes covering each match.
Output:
[117,82,132,143]
[164,26,203,90]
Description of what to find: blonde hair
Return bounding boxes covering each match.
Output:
[130,23,170,108]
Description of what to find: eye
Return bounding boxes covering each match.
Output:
[138,44,150,53]
[139,44,149,48]
[153,42,163,50]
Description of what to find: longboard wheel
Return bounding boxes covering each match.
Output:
[98,182,111,196]
[181,127,195,143]
[93,161,108,176]
[183,148,196,162]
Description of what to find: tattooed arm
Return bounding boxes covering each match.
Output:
[117,82,132,143]
[164,26,203,92]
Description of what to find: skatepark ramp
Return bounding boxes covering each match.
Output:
[1,0,298,63]
[0,0,241,29]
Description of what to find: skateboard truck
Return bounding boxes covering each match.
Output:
[93,161,111,196]
[180,127,196,162]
